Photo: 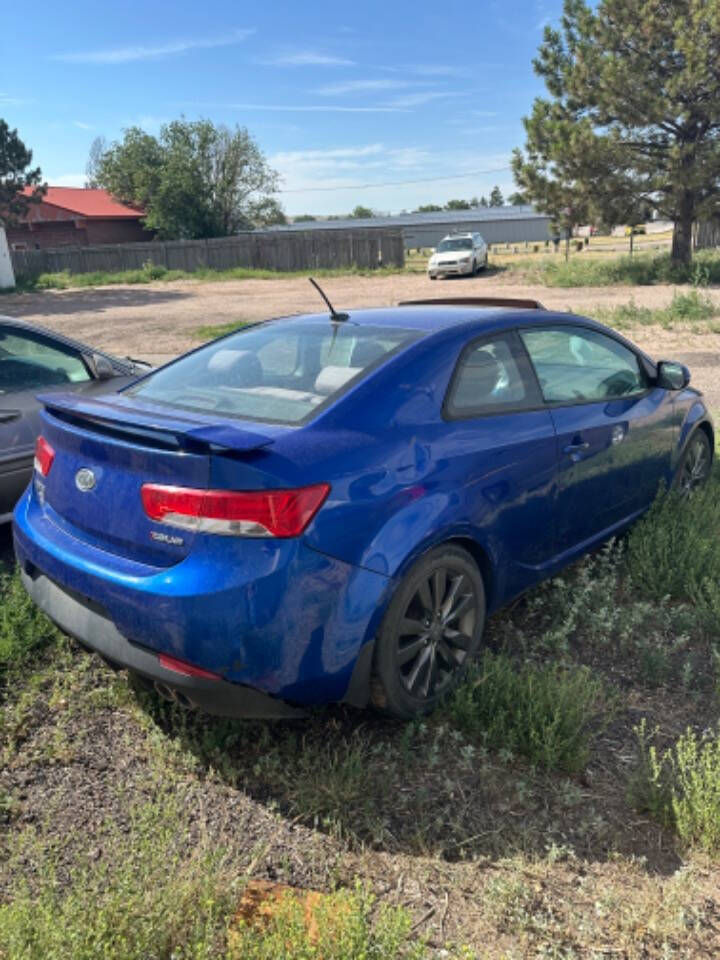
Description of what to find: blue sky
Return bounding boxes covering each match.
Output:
[1,0,562,216]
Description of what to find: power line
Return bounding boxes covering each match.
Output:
[277,165,512,193]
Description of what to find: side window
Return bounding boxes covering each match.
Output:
[521,326,647,403]
[446,333,538,417]
[0,327,91,395]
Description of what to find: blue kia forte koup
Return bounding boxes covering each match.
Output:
[12,294,714,719]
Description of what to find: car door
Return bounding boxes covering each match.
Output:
[0,324,96,519]
[441,329,558,602]
[520,323,675,555]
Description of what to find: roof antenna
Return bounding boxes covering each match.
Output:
[309,277,349,322]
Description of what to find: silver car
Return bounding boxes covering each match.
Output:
[0,317,148,522]
[428,232,488,279]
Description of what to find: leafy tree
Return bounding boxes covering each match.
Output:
[488,185,504,206]
[478,196,489,207]
[293,214,317,222]
[507,191,528,205]
[445,198,471,210]
[85,136,107,188]
[0,121,45,226]
[513,0,720,264]
[96,119,280,239]
[414,203,443,213]
[250,197,287,228]
[350,205,375,219]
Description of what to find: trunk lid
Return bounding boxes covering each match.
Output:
[37,392,276,566]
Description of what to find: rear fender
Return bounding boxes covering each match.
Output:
[353,492,500,609]
[676,399,713,467]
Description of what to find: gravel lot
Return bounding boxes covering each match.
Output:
[2,271,719,407]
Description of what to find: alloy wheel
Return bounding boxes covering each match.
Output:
[395,565,477,700]
[679,434,711,495]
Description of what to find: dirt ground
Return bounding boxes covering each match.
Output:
[2,271,719,408]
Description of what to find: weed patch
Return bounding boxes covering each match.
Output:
[0,571,59,675]
[0,792,238,960]
[627,473,720,631]
[447,651,605,773]
[632,721,720,854]
[507,249,720,287]
[11,262,408,293]
[228,884,444,960]
[592,289,719,331]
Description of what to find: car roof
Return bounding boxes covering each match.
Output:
[274,305,550,333]
[267,303,656,367]
[0,314,132,369]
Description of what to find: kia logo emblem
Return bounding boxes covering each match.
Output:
[75,468,97,493]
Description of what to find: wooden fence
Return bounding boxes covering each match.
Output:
[694,219,720,251]
[10,228,405,279]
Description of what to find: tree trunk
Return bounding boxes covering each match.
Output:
[671,193,694,265]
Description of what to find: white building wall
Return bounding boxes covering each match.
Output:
[0,227,15,289]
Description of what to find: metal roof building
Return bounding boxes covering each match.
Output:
[268,205,552,249]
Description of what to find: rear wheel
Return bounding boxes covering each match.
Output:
[674,430,712,495]
[371,545,485,719]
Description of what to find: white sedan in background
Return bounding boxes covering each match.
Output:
[428,233,488,279]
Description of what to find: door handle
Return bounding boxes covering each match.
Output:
[0,410,20,424]
[563,440,590,455]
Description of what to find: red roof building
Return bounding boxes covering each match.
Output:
[7,187,152,250]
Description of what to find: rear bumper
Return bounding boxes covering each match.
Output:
[20,565,305,718]
[13,488,393,709]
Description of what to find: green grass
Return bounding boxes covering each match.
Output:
[507,248,720,287]
[592,289,719,331]
[633,721,720,855]
[228,885,444,960]
[626,469,720,630]
[193,318,252,340]
[0,791,238,960]
[447,651,605,773]
[0,571,59,674]
[11,261,409,293]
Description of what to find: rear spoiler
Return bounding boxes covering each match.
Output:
[37,392,276,454]
[398,297,546,310]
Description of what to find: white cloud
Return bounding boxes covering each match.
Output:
[314,78,417,95]
[269,142,513,215]
[259,50,355,67]
[53,28,254,64]
[205,102,410,113]
[49,173,87,187]
[380,64,470,78]
[0,93,31,105]
[72,120,94,130]
[384,91,453,108]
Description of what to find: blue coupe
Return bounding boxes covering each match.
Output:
[13,294,713,719]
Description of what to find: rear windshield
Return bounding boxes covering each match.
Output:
[126,321,418,424]
[438,238,473,251]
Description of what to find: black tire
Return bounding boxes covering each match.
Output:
[371,545,486,719]
[673,429,712,495]
[470,259,477,277]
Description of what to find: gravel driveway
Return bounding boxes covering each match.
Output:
[2,271,719,408]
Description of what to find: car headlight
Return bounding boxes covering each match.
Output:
[459,256,471,263]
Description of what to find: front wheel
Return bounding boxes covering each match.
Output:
[674,430,712,495]
[371,545,486,719]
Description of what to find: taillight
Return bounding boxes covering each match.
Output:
[140,483,330,537]
[34,436,55,477]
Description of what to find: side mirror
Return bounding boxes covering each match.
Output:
[92,354,115,381]
[657,360,690,391]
